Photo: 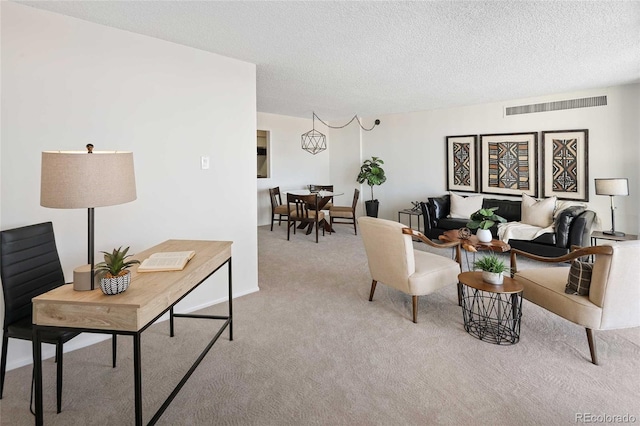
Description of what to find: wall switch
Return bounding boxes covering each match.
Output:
[200,156,210,170]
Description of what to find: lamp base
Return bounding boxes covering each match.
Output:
[73,264,98,291]
[603,230,626,237]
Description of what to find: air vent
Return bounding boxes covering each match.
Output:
[505,95,607,116]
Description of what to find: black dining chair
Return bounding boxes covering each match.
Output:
[0,222,115,414]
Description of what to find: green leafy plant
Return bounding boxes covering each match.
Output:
[95,246,140,278]
[473,254,508,274]
[466,207,507,230]
[356,156,386,201]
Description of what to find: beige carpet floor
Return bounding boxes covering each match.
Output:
[1,223,639,425]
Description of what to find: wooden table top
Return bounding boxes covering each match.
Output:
[439,229,510,253]
[458,271,523,294]
[32,239,232,332]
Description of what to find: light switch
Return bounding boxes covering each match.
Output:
[200,156,210,170]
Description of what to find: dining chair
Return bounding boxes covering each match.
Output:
[287,193,327,243]
[358,217,462,323]
[308,184,334,209]
[1,222,80,414]
[510,241,640,364]
[269,187,289,231]
[329,188,360,235]
[0,222,116,413]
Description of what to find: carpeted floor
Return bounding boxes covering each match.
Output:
[1,224,639,425]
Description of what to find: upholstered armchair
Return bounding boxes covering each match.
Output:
[358,217,462,323]
[510,240,640,364]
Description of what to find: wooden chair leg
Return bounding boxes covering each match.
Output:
[353,219,357,235]
[369,280,377,301]
[412,295,418,323]
[586,328,599,365]
[56,341,63,413]
[270,215,274,231]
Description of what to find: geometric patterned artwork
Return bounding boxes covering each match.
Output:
[453,142,471,186]
[542,129,589,201]
[480,132,538,197]
[447,135,478,193]
[551,138,578,193]
[487,141,530,190]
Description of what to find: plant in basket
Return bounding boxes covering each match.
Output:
[94,246,140,295]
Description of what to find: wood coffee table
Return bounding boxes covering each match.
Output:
[439,229,510,253]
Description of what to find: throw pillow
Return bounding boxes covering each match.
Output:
[521,194,556,228]
[449,192,483,219]
[565,260,593,296]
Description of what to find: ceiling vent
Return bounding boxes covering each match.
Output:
[505,95,607,116]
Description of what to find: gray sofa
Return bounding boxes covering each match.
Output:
[420,194,596,257]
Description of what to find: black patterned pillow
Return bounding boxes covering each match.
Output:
[565,260,593,296]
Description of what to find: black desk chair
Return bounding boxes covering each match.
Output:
[0,222,115,414]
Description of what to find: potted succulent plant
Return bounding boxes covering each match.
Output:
[473,254,508,285]
[356,156,386,217]
[466,207,507,243]
[94,246,140,295]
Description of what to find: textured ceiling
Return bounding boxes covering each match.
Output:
[16,1,640,120]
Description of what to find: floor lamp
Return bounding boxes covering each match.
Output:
[40,146,137,290]
[594,178,629,237]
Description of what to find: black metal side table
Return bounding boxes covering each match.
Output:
[458,271,523,345]
[398,208,423,233]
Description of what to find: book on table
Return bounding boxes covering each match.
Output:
[138,251,196,272]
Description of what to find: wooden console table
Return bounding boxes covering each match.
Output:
[32,239,233,425]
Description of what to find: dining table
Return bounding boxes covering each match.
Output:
[285,189,344,234]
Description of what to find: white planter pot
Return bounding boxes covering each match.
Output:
[476,228,492,243]
[482,271,504,285]
[100,271,132,295]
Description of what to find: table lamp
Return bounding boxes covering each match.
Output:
[40,145,137,290]
[594,178,629,237]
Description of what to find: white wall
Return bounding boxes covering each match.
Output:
[358,85,640,234]
[1,3,258,370]
[256,112,330,226]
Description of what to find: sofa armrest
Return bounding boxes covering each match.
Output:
[554,205,586,248]
[567,210,596,248]
[421,195,450,230]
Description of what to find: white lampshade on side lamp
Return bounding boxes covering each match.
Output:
[40,145,137,290]
[594,178,629,237]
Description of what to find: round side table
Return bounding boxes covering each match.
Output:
[458,271,524,345]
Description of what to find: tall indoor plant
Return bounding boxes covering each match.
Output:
[357,156,386,217]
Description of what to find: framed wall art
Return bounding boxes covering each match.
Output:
[480,132,538,197]
[446,135,478,193]
[541,129,589,201]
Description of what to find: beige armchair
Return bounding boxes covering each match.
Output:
[358,217,461,323]
[510,240,640,364]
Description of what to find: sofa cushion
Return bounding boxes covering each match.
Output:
[522,194,556,227]
[516,267,602,329]
[481,198,521,222]
[449,192,483,219]
[565,260,593,296]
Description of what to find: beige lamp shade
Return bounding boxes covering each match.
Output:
[41,151,137,208]
[594,178,629,196]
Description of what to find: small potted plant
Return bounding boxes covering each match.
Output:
[473,254,508,285]
[356,156,386,217]
[94,246,140,295]
[466,207,507,243]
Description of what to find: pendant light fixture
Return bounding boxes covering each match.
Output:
[301,112,380,155]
